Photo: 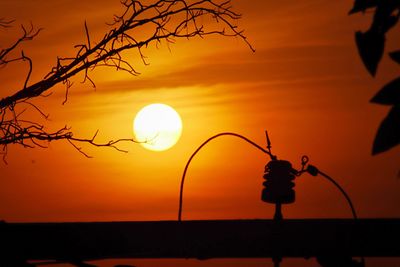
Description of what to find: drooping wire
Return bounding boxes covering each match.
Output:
[295,156,358,220]
[300,159,364,267]
[317,169,358,219]
[296,158,364,265]
[178,132,275,221]
[177,133,359,223]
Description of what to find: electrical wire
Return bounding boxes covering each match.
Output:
[313,168,364,267]
[295,157,358,220]
[177,132,359,222]
[178,132,274,221]
[314,168,358,219]
[177,133,363,265]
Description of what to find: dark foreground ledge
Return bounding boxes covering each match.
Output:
[1,219,400,262]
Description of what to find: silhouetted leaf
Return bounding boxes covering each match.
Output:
[389,50,400,64]
[384,15,400,32]
[355,30,385,76]
[372,106,400,155]
[349,0,378,14]
[371,77,400,105]
[374,2,400,33]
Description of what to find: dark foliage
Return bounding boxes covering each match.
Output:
[350,0,400,154]
[372,106,400,154]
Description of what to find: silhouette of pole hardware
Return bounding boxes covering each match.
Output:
[177,131,363,267]
[262,132,297,266]
[262,159,296,221]
[178,131,358,221]
[177,131,295,267]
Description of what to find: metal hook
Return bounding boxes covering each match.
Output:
[301,155,309,166]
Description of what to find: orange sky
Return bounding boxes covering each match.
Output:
[1,0,399,234]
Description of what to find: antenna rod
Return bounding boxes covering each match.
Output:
[265,130,271,151]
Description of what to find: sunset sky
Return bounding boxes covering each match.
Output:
[1,0,400,266]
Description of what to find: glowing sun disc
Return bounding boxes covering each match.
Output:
[133,103,182,151]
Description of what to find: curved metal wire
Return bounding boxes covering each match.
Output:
[317,170,358,219]
[178,132,274,221]
[315,169,363,265]
[177,132,359,223]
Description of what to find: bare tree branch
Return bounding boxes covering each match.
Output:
[0,22,42,66]
[0,18,15,28]
[1,0,253,109]
[0,0,254,161]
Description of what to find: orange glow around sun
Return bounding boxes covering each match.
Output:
[1,2,400,266]
[0,0,399,227]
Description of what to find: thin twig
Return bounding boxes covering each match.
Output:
[0,0,254,161]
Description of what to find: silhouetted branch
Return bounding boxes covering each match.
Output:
[0,122,139,163]
[0,0,253,161]
[0,18,14,30]
[0,22,42,66]
[0,0,253,109]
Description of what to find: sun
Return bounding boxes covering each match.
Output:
[133,103,182,151]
